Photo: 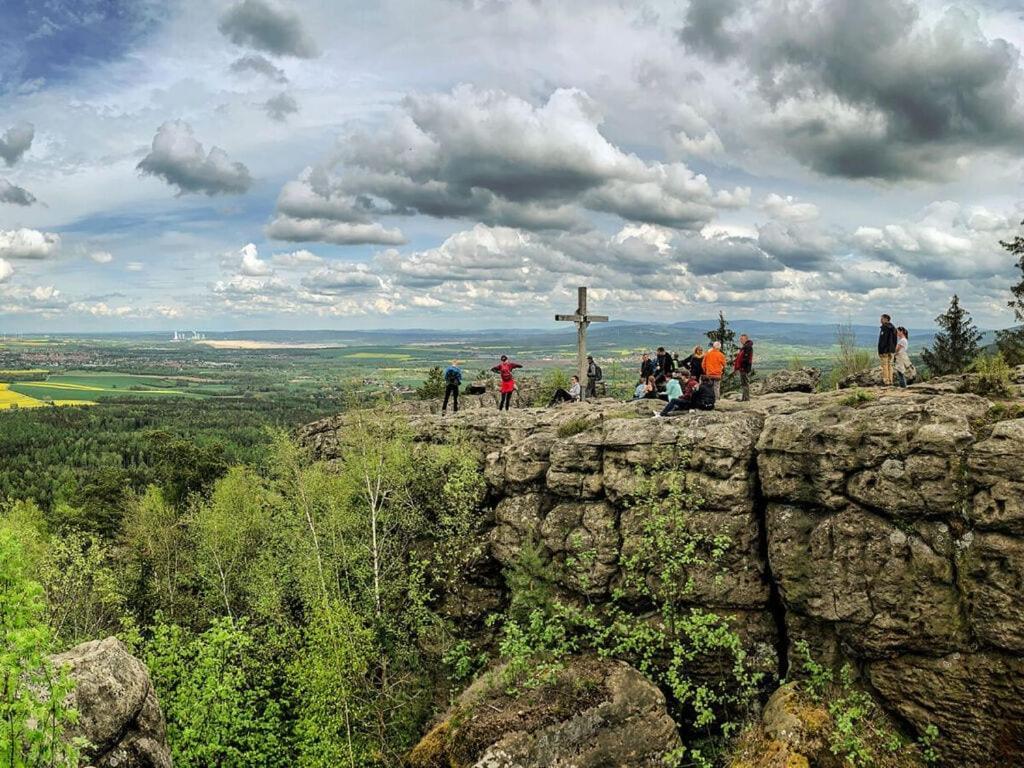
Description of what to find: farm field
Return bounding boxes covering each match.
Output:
[6,372,224,403]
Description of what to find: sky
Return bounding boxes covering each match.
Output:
[1,0,1023,333]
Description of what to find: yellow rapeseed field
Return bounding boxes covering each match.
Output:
[0,383,47,409]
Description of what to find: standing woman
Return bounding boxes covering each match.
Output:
[492,355,523,411]
[894,327,912,388]
[680,345,705,380]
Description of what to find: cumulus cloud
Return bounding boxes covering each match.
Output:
[0,178,37,206]
[89,251,114,264]
[762,193,819,223]
[230,243,274,276]
[271,249,322,268]
[851,201,1017,279]
[680,0,1024,180]
[266,215,406,246]
[301,264,383,294]
[0,228,60,259]
[218,0,318,58]
[271,86,748,243]
[264,92,298,121]
[0,123,34,166]
[138,121,252,196]
[229,53,288,82]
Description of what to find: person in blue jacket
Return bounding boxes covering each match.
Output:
[442,359,462,414]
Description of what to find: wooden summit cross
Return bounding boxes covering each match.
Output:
[555,286,608,400]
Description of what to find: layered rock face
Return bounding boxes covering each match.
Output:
[302,385,1024,767]
[51,637,172,768]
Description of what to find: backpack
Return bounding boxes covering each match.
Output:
[593,364,603,381]
[444,368,461,385]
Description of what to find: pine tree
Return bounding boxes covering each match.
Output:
[921,295,982,375]
[996,222,1024,365]
[705,311,737,360]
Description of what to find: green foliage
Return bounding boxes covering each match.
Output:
[793,640,938,768]
[145,617,288,768]
[964,352,1013,397]
[705,311,737,361]
[0,515,81,768]
[493,458,765,765]
[532,367,571,406]
[417,366,446,400]
[921,295,982,376]
[841,389,876,407]
[828,321,874,389]
[996,222,1024,365]
[556,415,592,438]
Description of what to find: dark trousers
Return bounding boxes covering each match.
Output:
[442,383,459,413]
[740,371,751,401]
[586,377,597,397]
[660,397,694,417]
[896,371,907,388]
[549,388,575,406]
[499,392,513,411]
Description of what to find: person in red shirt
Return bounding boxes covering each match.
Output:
[491,355,523,411]
[701,341,727,401]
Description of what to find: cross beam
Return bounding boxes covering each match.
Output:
[555,286,608,400]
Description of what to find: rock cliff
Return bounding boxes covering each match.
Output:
[299,382,1024,767]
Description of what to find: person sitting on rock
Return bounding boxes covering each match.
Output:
[642,374,660,399]
[549,375,582,406]
[491,355,522,411]
[633,377,647,399]
[655,375,700,417]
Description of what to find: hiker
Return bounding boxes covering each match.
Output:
[441,359,462,414]
[586,355,602,398]
[654,346,675,382]
[878,314,898,386]
[550,375,582,406]
[491,355,522,411]
[734,334,754,402]
[702,341,727,400]
[639,353,655,381]
[655,375,699,417]
[680,345,705,380]
[894,327,912,388]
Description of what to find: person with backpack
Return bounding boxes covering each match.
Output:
[441,360,463,414]
[549,375,582,406]
[734,334,754,401]
[491,355,523,411]
[586,355,603,398]
[702,341,727,400]
[878,313,898,386]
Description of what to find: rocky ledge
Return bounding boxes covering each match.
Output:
[300,382,1024,767]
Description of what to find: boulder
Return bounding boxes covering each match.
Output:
[51,637,171,768]
[758,368,821,394]
[405,656,681,768]
[837,365,917,389]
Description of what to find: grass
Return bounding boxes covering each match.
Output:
[8,372,203,402]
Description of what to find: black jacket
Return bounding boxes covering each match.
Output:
[692,379,716,410]
[640,358,655,380]
[878,322,897,355]
[681,354,704,379]
[655,352,675,377]
[736,340,754,373]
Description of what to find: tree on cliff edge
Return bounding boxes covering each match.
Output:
[996,221,1024,365]
[705,311,737,360]
[921,295,982,375]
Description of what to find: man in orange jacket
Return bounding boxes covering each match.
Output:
[702,341,727,401]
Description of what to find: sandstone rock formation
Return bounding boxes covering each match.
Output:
[406,656,681,768]
[303,383,1024,767]
[757,367,821,394]
[51,637,171,768]
[838,365,918,388]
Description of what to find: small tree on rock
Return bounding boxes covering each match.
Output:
[705,311,737,361]
[921,295,982,375]
[417,366,446,400]
[996,221,1024,365]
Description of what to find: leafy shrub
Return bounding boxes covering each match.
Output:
[556,416,592,438]
[841,389,875,407]
[531,368,571,406]
[963,353,1013,398]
